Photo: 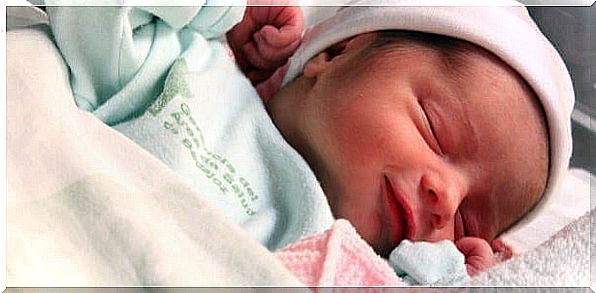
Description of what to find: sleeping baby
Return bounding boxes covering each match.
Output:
[45,0,574,281]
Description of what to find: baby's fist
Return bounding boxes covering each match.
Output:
[455,237,496,276]
[226,1,303,86]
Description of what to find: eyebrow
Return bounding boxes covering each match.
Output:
[374,37,482,157]
[437,44,475,83]
[432,54,480,159]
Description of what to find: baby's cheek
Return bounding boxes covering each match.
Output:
[324,116,385,165]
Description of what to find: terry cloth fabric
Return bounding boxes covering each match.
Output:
[45,4,335,251]
[467,208,592,286]
[388,240,470,286]
[282,1,575,235]
[275,219,404,286]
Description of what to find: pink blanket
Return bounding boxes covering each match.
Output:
[275,219,404,286]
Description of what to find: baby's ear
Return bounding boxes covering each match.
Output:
[303,32,377,78]
[303,51,331,78]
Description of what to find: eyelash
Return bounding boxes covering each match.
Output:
[419,102,444,155]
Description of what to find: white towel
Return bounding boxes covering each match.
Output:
[467,209,592,286]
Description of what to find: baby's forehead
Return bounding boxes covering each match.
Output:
[373,33,532,101]
[413,35,519,85]
[365,31,524,87]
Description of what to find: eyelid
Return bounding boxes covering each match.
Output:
[418,100,444,156]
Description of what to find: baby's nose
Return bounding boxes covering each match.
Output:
[420,173,464,231]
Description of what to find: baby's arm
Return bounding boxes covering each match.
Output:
[226,1,303,101]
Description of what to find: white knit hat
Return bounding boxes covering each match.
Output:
[283,1,575,234]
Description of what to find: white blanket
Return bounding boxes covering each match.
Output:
[6,25,302,287]
[468,208,593,287]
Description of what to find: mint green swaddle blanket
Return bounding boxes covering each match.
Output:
[389,240,470,286]
[45,2,335,251]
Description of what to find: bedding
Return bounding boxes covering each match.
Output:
[6,5,47,29]
[275,219,404,286]
[498,167,594,254]
[43,4,335,252]
[7,25,301,287]
[274,209,594,287]
[6,5,594,287]
[468,208,593,287]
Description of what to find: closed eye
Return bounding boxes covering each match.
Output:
[418,101,444,155]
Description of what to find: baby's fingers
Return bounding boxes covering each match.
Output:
[455,237,495,276]
[242,36,299,70]
[463,255,491,277]
[255,29,301,63]
[259,20,302,48]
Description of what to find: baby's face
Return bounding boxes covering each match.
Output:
[268,33,548,256]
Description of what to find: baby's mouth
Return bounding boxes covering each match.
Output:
[384,176,415,244]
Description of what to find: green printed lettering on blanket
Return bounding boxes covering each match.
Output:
[148,58,258,217]
[107,39,334,250]
[148,59,193,116]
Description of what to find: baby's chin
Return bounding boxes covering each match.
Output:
[358,222,398,258]
[375,235,407,258]
[328,208,393,257]
[375,243,396,258]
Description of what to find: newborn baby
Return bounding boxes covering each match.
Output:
[46,0,574,280]
[264,4,574,276]
[231,8,518,273]
[268,29,548,273]
[235,7,562,274]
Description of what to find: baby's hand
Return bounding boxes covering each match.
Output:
[455,237,497,276]
[226,1,303,92]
